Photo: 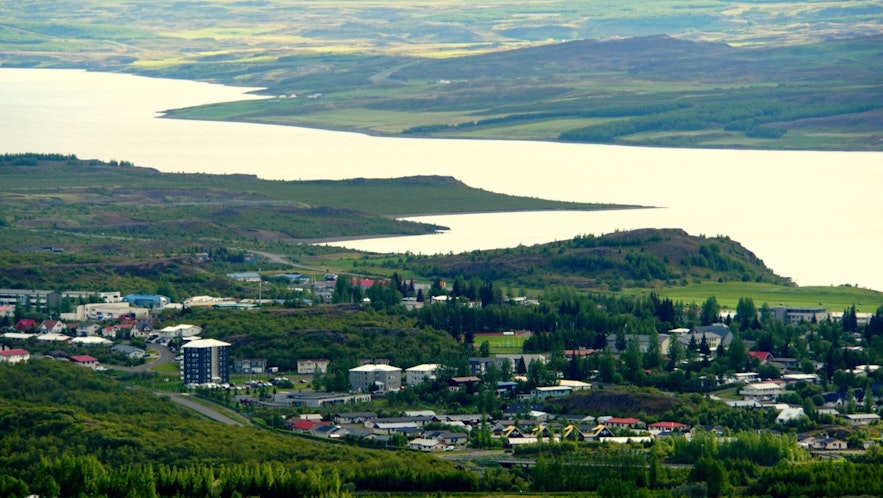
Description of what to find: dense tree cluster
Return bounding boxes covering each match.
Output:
[0,361,484,497]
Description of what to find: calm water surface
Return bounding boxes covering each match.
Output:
[1,68,882,292]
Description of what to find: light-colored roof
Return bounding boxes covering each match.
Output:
[36,333,71,342]
[406,363,438,371]
[72,337,112,345]
[409,438,444,447]
[2,333,34,339]
[776,406,805,422]
[161,324,200,332]
[350,364,401,372]
[742,382,783,391]
[183,338,231,348]
[558,379,592,388]
[844,413,880,420]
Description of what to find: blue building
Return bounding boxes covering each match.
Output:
[182,339,231,386]
[123,294,170,308]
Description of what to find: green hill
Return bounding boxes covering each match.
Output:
[404,228,791,291]
[0,153,629,257]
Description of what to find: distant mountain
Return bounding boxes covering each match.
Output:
[406,228,791,290]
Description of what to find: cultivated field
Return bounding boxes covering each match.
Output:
[1,1,880,150]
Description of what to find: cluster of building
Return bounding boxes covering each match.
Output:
[257,407,709,451]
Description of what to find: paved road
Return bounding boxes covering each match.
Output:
[160,393,245,426]
[104,343,176,373]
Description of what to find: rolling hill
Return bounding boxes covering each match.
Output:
[403,228,792,291]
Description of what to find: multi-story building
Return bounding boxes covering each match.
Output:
[297,358,330,375]
[349,364,401,393]
[406,363,438,385]
[0,289,61,310]
[771,306,827,324]
[182,339,231,385]
[123,294,170,309]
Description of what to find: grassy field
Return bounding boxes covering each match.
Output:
[476,334,530,355]
[619,282,883,313]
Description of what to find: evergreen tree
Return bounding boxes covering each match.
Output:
[599,350,617,383]
[759,303,774,326]
[615,328,627,352]
[735,297,758,331]
[478,340,491,358]
[622,339,643,383]
[842,304,858,333]
[727,334,747,372]
[644,329,662,370]
[667,336,685,371]
[700,297,720,326]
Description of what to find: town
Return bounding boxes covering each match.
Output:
[2,274,881,466]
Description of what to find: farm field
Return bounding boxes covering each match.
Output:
[0,1,880,150]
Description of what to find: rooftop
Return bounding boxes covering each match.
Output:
[350,364,401,372]
[183,339,231,349]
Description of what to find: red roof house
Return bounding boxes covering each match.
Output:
[748,351,773,363]
[70,355,99,368]
[604,417,644,429]
[14,319,37,331]
[285,418,329,433]
[648,421,689,433]
[0,348,30,364]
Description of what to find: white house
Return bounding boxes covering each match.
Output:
[775,405,805,424]
[75,323,101,337]
[36,333,71,343]
[72,336,113,346]
[111,344,146,359]
[558,379,592,391]
[532,385,573,400]
[39,320,66,334]
[70,355,99,369]
[62,302,148,322]
[843,413,880,426]
[160,324,202,339]
[0,348,30,364]
[297,358,330,375]
[407,438,447,452]
[740,382,785,402]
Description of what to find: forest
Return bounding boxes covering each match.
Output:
[0,361,482,498]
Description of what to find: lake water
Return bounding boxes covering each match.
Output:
[1,68,882,292]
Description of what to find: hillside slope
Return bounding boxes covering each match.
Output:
[0,154,630,256]
[406,228,791,290]
[0,360,476,495]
